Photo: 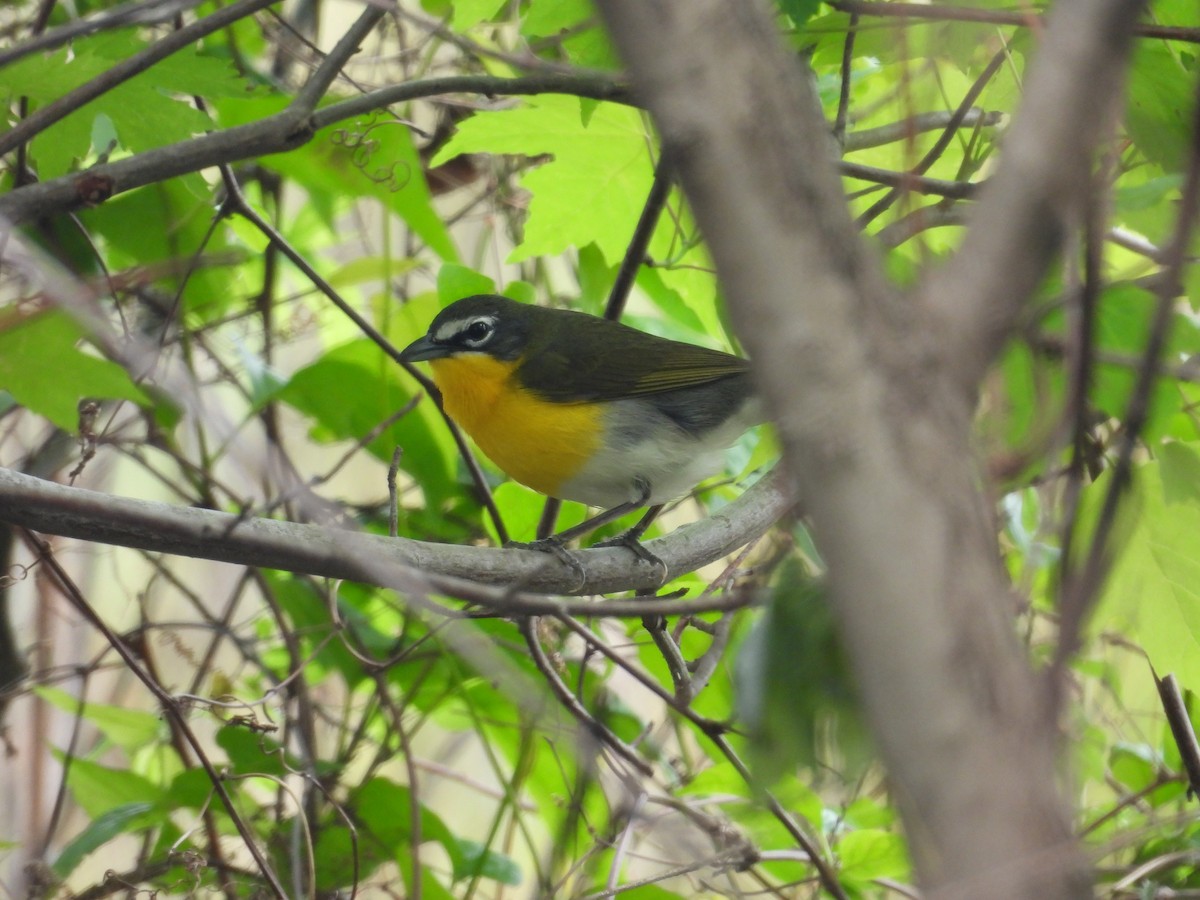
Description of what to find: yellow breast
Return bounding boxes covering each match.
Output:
[429,355,603,499]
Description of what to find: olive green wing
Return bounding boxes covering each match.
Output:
[518,313,751,403]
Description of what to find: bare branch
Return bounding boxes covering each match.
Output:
[0,465,791,600]
[841,108,1002,153]
[0,73,631,226]
[829,0,1196,44]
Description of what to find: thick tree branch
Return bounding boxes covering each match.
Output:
[0,465,790,600]
[923,0,1145,390]
[0,73,631,226]
[829,0,1197,43]
[595,0,1097,895]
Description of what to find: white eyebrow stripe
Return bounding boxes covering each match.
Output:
[432,315,497,343]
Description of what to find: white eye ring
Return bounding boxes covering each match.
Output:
[463,318,494,345]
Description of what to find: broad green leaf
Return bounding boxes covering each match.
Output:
[1126,42,1196,172]
[837,828,910,882]
[52,802,156,878]
[279,338,456,505]
[0,310,147,431]
[79,176,242,317]
[62,757,163,818]
[398,858,459,899]
[520,0,618,68]
[452,839,522,885]
[352,776,481,884]
[598,887,683,900]
[313,824,392,892]
[1158,441,1200,504]
[778,0,823,27]
[438,264,496,303]
[217,723,312,779]
[34,686,162,753]
[0,31,249,176]
[215,95,458,261]
[328,256,421,290]
[1087,453,1200,686]
[522,0,595,36]
[431,95,654,266]
[451,0,506,29]
[263,571,380,688]
[165,767,217,810]
[844,796,897,830]
[483,481,586,544]
[1109,742,1159,792]
[735,560,870,784]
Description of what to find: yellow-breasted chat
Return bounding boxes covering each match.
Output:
[399,294,762,567]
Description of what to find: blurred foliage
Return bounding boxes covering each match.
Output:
[0,0,1199,897]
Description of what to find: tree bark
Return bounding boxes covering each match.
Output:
[595,0,1141,894]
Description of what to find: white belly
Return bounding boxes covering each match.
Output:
[556,396,761,508]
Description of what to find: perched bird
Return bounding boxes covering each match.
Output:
[399,294,761,563]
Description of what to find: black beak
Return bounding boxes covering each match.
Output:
[399,334,450,363]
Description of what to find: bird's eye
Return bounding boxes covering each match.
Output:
[465,320,493,343]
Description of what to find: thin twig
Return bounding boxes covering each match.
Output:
[20,530,290,900]
[0,0,205,69]
[838,160,979,199]
[518,617,654,777]
[832,13,859,145]
[856,47,1006,228]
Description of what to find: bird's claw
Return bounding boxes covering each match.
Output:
[506,537,588,592]
[593,532,670,586]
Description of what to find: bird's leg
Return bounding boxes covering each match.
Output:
[506,480,666,588]
[591,502,668,584]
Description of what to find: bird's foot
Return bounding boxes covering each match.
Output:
[506,537,588,591]
[593,531,669,586]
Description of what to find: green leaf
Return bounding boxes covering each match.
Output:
[328,256,421,290]
[1158,442,1200,504]
[1110,742,1159,792]
[837,828,910,883]
[0,31,249,177]
[219,94,458,261]
[52,802,156,878]
[62,757,163,818]
[1126,42,1196,172]
[452,839,522,885]
[520,0,617,68]
[34,686,162,753]
[438,264,496,303]
[451,0,507,29]
[79,175,241,317]
[777,0,823,27]
[165,768,217,810]
[279,338,456,505]
[313,825,387,891]
[0,310,147,431]
[431,95,654,265]
[1087,453,1200,687]
[522,0,595,36]
[483,481,586,543]
[353,776,473,879]
[735,559,870,784]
